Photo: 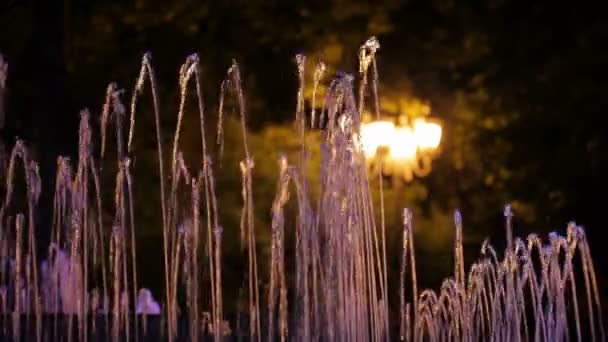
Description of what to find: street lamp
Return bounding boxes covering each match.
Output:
[360,117,442,182]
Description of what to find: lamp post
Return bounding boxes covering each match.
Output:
[360,114,443,226]
[360,116,442,182]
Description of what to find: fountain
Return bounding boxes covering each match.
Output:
[0,38,604,341]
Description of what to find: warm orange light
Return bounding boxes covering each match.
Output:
[390,127,417,160]
[360,121,395,157]
[413,119,442,150]
[360,116,442,181]
[360,119,441,158]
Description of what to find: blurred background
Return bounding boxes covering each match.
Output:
[1,0,607,323]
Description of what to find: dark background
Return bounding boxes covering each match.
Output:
[1,0,607,329]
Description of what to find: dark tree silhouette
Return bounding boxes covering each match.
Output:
[30,0,71,256]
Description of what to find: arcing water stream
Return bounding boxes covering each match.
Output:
[0,38,604,341]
